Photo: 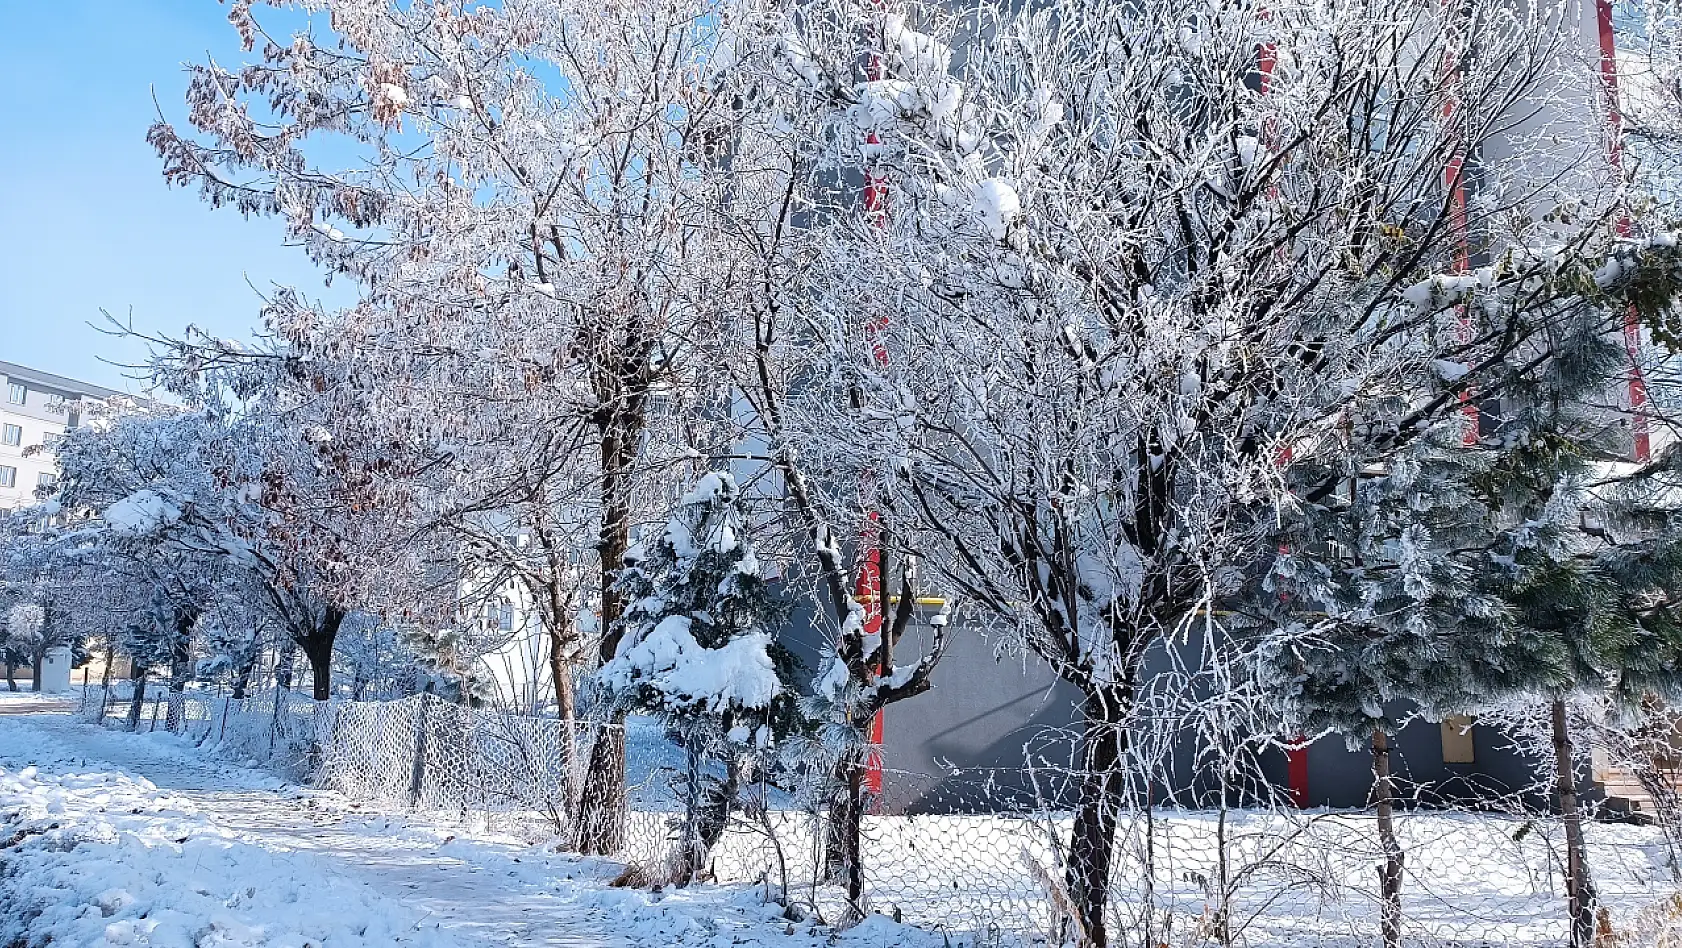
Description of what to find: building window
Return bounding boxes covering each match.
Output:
[0,425,18,447]
[36,472,57,491]
[42,431,61,448]
[6,383,23,405]
[0,466,14,489]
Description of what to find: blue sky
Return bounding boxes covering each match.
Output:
[0,2,340,392]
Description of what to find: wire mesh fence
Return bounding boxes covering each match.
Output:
[72,685,1682,946]
[616,773,1681,946]
[79,682,331,775]
[316,694,594,838]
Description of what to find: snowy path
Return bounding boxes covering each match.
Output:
[0,711,632,948]
[0,692,75,714]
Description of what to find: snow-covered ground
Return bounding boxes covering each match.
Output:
[0,710,940,948]
[8,699,1682,947]
[0,689,75,713]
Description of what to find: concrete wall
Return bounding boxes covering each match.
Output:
[778,607,1563,815]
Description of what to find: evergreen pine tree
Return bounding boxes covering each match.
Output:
[596,471,802,883]
[1468,364,1682,948]
[1245,422,1512,948]
[1249,268,1682,948]
[1288,282,1682,948]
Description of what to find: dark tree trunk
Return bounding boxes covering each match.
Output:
[1372,727,1404,948]
[577,725,627,853]
[675,746,742,886]
[127,668,149,731]
[30,599,51,693]
[4,661,16,692]
[1065,686,1131,948]
[96,644,115,724]
[275,637,298,692]
[1552,699,1597,948]
[165,613,195,733]
[820,741,869,918]
[308,650,333,702]
[231,650,258,701]
[297,604,346,702]
[577,423,639,854]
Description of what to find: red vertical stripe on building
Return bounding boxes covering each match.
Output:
[1595,0,1652,462]
[1286,739,1311,808]
[859,20,891,805]
[1256,18,1312,811]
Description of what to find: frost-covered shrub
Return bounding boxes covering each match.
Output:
[597,472,804,883]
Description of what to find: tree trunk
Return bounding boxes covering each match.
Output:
[127,668,149,731]
[576,426,638,854]
[308,651,333,702]
[30,599,52,693]
[4,661,16,692]
[675,744,741,886]
[96,644,115,724]
[577,724,627,853]
[231,650,258,701]
[166,619,194,733]
[275,637,298,692]
[1066,686,1131,948]
[1373,727,1404,948]
[549,621,577,724]
[548,614,581,816]
[837,748,867,913]
[297,604,346,703]
[1552,698,1597,948]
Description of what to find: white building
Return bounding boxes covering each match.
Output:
[0,361,128,510]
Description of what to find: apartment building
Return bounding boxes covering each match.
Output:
[0,360,128,510]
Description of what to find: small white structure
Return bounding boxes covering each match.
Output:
[38,646,72,693]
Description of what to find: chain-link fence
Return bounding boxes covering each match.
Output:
[615,771,1680,946]
[316,694,597,838]
[74,685,1682,946]
[79,682,331,775]
[77,686,599,839]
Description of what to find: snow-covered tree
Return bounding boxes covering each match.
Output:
[1615,0,1682,202]
[1249,272,1682,948]
[1243,432,1498,948]
[1471,416,1682,947]
[597,471,802,884]
[0,518,86,694]
[1,603,44,693]
[50,381,390,703]
[146,0,798,853]
[760,0,1682,941]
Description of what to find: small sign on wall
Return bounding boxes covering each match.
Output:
[1441,715,1476,764]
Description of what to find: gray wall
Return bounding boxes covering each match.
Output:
[777,598,1571,815]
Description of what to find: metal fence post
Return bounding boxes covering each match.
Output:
[409,695,429,808]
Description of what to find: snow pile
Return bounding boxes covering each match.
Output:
[600,615,783,715]
[0,749,455,946]
[102,488,183,535]
[969,179,1021,240]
